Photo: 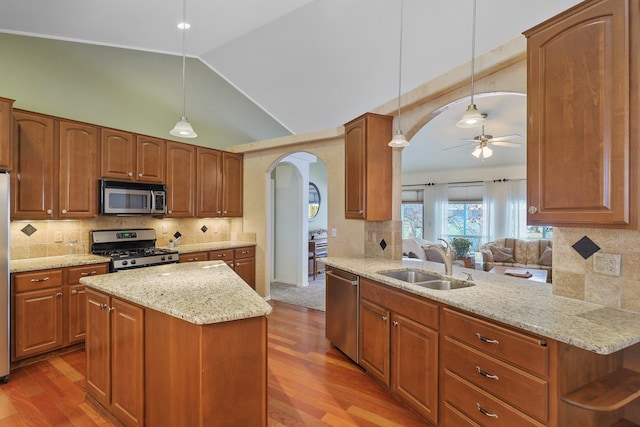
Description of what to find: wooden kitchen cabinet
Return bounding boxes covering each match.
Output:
[179,252,208,263]
[222,151,243,217]
[67,264,108,345]
[359,278,439,424]
[0,97,14,171]
[166,141,196,217]
[524,0,640,228]
[196,148,244,217]
[233,246,255,289]
[344,113,392,220]
[86,288,144,427]
[100,130,166,183]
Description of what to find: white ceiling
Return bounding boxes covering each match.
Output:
[0,0,582,173]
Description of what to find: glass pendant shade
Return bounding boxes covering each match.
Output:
[388,130,409,148]
[457,104,486,128]
[472,144,492,159]
[170,117,197,138]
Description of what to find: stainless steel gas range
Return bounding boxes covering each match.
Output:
[91,228,179,272]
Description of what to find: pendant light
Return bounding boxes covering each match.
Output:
[170,0,197,138]
[388,0,409,148]
[456,0,486,129]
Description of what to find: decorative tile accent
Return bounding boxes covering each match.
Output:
[173,231,182,240]
[201,225,208,233]
[380,239,387,251]
[20,224,37,237]
[572,236,600,259]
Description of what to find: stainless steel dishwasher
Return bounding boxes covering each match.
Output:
[325,268,359,363]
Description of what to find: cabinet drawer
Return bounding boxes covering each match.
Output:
[443,402,481,427]
[180,252,208,263]
[444,370,545,427]
[14,269,64,293]
[443,336,548,423]
[360,278,439,329]
[443,308,548,377]
[68,264,109,283]
[208,249,234,262]
[234,246,255,259]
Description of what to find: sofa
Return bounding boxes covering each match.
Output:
[479,238,553,282]
[402,238,462,266]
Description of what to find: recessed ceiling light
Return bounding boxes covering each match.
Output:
[177,22,191,29]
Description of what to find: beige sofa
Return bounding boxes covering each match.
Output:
[479,238,553,282]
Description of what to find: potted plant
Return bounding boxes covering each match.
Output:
[450,237,473,259]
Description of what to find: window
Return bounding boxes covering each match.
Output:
[402,203,423,238]
[526,225,553,239]
[446,202,483,251]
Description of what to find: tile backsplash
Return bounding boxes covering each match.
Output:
[10,216,248,260]
[553,227,640,313]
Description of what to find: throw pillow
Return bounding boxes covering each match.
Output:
[538,246,553,266]
[422,244,446,263]
[490,246,515,262]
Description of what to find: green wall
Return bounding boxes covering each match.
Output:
[0,33,290,149]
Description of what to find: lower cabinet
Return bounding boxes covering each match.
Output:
[359,278,439,425]
[181,246,256,289]
[11,263,108,362]
[86,289,144,427]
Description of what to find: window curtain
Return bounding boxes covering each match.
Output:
[423,184,448,242]
[482,179,527,243]
[505,180,527,239]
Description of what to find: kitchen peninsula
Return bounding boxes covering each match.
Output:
[80,261,272,427]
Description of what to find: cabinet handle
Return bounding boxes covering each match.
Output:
[71,290,78,295]
[188,257,199,261]
[81,271,97,276]
[107,306,115,312]
[138,173,143,177]
[99,303,106,309]
[241,250,249,254]
[56,292,63,297]
[128,172,133,177]
[528,206,538,214]
[218,254,226,258]
[217,211,222,214]
[61,209,68,214]
[476,403,499,419]
[476,333,499,345]
[223,210,228,214]
[476,366,499,381]
[168,210,172,214]
[392,320,398,327]
[30,277,50,282]
[381,315,387,322]
[46,209,53,215]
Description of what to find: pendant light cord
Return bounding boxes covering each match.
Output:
[469,0,477,105]
[180,0,187,119]
[396,0,404,131]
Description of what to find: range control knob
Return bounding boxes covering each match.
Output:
[122,260,128,266]
[131,259,137,265]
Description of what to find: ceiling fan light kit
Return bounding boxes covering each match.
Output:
[170,0,198,139]
[388,0,409,148]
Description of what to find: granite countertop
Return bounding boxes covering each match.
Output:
[166,241,256,254]
[323,256,640,355]
[10,254,111,273]
[80,261,272,325]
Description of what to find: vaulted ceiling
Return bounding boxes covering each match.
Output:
[0,0,582,173]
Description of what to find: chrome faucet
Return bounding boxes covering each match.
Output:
[424,242,453,276]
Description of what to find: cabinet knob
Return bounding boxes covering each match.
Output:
[56,292,63,297]
[61,209,68,214]
[392,320,398,327]
[168,210,172,214]
[138,173,143,177]
[71,290,78,295]
[223,210,228,214]
[107,306,115,312]
[46,209,53,215]
[217,211,221,214]
[528,206,538,214]
[381,315,387,322]
[128,172,133,177]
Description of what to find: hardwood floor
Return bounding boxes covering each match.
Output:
[0,300,429,426]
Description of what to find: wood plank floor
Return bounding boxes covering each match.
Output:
[0,300,429,426]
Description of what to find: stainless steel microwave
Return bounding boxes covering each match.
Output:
[99,180,167,215]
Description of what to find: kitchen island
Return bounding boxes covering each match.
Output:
[324,256,640,427]
[80,261,272,427]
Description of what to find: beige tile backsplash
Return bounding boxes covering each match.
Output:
[365,220,402,260]
[553,227,640,313]
[10,216,247,260]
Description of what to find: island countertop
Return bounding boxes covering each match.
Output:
[80,260,272,325]
[323,256,640,355]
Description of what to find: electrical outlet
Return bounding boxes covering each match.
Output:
[162,223,168,234]
[54,231,63,242]
[331,228,337,238]
[593,253,622,276]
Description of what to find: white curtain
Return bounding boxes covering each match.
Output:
[424,184,449,242]
[482,181,498,243]
[482,179,527,243]
[505,180,527,239]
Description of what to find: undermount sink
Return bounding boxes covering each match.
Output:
[377,269,475,290]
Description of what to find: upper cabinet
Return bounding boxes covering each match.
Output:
[12,112,98,220]
[166,141,196,217]
[524,0,640,228]
[101,130,165,183]
[0,97,14,171]
[222,151,243,217]
[344,113,393,220]
[196,148,243,218]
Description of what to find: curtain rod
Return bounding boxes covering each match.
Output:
[402,178,524,188]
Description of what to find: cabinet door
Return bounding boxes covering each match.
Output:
[110,298,144,427]
[166,141,195,217]
[67,284,87,344]
[101,128,135,180]
[234,257,255,289]
[196,147,223,217]
[136,135,165,183]
[391,313,438,425]
[58,120,98,218]
[11,112,55,220]
[525,0,636,227]
[0,98,13,171]
[359,299,390,386]
[86,289,111,408]
[222,152,243,217]
[14,287,64,359]
[344,120,366,219]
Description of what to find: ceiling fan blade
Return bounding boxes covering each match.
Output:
[458,138,479,142]
[491,134,521,142]
[443,142,476,151]
[490,141,521,147]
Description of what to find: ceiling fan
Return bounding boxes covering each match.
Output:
[444,120,521,160]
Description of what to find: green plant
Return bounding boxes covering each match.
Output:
[450,237,473,259]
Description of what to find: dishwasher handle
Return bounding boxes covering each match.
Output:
[326,270,359,286]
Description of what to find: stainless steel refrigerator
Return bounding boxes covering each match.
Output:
[0,172,8,382]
